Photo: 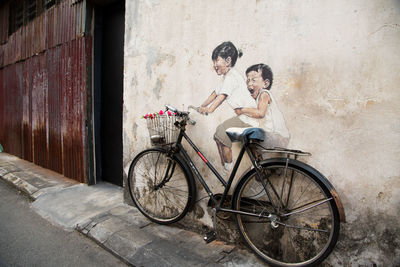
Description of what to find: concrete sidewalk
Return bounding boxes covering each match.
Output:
[0,153,266,266]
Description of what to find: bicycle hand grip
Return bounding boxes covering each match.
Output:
[165,105,178,113]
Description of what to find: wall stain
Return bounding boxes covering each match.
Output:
[369,24,400,37]
[146,47,176,77]
[146,47,158,77]
[132,122,138,142]
[338,211,400,266]
[365,99,376,109]
[153,77,163,100]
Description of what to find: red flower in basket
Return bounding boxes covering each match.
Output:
[142,109,175,119]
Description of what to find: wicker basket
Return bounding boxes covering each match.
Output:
[146,115,179,146]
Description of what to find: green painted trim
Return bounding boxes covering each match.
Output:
[0,143,3,152]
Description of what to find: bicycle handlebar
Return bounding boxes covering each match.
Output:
[165,105,188,116]
[165,105,196,125]
[165,105,177,113]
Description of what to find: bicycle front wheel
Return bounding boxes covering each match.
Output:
[127,148,195,224]
[233,159,340,266]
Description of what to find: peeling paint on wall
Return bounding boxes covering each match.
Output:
[145,47,176,78]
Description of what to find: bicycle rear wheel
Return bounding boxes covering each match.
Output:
[233,159,340,266]
[127,148,195,224]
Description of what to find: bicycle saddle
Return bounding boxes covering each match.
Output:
[226,127,265,144]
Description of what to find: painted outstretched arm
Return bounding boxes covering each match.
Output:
[199,92,226,115]
[235,91,270,118]
[201,91,217,107]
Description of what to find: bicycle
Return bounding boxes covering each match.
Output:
[127,105,345,267]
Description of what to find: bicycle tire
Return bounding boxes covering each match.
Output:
[127,148,196,224]
[232,158,340,266]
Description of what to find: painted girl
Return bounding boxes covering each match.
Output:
[200,41,258,172]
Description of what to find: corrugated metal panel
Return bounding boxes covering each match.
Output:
[0,43,4,66]
[1,63,23,158]
[0,38,91,183]
[0,2,8,44]
[22,59,33,162]
[0,0,89,68]
[31,54,48,168]
[0,68,4,151]
[47,45,62,173]
[0,0,93,183]
[60,38,88,182]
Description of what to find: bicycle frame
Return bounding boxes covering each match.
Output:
[172,128,274,220]
[133,107,343,265]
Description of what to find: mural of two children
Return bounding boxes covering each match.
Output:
[199,41,290,173]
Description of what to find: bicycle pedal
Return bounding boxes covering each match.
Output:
[203,231,217,243]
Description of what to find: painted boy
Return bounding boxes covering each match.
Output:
[235,63,290,149]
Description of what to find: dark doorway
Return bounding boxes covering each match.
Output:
[94,1,125,186]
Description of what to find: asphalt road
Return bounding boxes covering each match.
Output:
[0,179,127,267]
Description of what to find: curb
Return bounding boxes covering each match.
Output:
[0,153,266,267]
[74,204,264,267]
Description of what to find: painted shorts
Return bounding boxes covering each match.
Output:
[214,116,289,149]
[214,116,252,147]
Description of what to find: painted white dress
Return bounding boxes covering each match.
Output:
[256,89,290,147]
[256,89,289,139]
[215,68,258,127]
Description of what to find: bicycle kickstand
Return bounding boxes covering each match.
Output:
[204,208,217,243]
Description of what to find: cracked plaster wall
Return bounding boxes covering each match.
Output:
[122,0,400,265]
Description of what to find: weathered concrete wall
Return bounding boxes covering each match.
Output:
[123,0,400,265]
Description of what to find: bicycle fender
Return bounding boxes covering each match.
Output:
[235,158,346,223]
[285,158,346,223]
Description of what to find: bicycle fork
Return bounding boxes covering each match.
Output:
[154,159,176,190]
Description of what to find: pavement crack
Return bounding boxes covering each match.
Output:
[2,169,22,176]
[80,221,99,235]
[139,222,152,229]
[216,247,237,263]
